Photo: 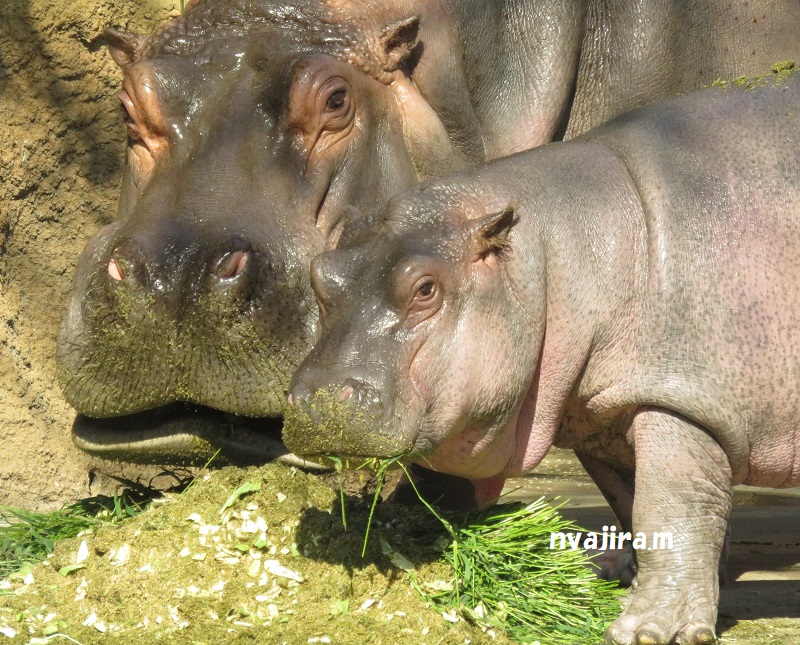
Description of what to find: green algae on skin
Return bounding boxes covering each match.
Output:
[711,60,796,90]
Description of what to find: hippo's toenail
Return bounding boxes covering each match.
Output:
[340,385,354,402]
[636,632,659,645]
[694,628,716,644]
[287,393,295,405]
[108,257,124,281]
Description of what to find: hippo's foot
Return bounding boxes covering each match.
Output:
[586,540,728,593]
[603,407,731,645]
[604,577,717,644]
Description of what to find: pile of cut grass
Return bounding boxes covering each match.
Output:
[416,499,623,644]
[1,464,622,644]
[339,458,624,644]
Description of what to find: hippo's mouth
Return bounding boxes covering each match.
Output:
[72,403,328,471]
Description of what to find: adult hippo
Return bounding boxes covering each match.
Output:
[58,0,800,466]
[285,74,800,644]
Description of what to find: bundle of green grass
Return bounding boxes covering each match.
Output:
[1,463,621,644]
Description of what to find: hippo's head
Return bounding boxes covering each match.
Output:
[286,184,542,480]
[57,0,472,466]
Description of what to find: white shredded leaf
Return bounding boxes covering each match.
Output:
[109,543,131,566]
[76,540,89,564]
[263,560,304,582]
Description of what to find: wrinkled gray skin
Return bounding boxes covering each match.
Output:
[288,77,800,644]
[58,0,800,466]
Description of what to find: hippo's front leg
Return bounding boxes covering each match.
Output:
[605,407,732,645]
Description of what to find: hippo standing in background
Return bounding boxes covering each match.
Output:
[286,75,800,644]
[58,0,800,467]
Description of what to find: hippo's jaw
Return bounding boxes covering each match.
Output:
[71,404,326,470]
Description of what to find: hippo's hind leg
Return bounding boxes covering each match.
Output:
[604,407,731,645]
[576,451,638,586]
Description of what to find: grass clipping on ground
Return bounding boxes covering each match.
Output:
[0,464,621,644]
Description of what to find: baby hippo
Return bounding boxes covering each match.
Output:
[285,73,800,645]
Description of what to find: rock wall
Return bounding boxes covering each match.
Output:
[0,0,179,509]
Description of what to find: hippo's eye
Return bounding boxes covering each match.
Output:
[326,89,347,112]
[402,274,442,327]
[414,278,436,301]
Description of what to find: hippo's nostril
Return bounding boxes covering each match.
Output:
[216,250,249,279]
[106,241,148,288]
[290,382,312,406]
[108,257,124,281]
[340,385,354,403]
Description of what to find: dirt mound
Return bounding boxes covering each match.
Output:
[0,1,181,509]
[0,464,508,644]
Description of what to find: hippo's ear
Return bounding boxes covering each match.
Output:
[380,16,421,72]
[104,28,147,68]
[466,205,517,259]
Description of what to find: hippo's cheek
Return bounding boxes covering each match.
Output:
[415,414,520,480]
[406,343,431,405]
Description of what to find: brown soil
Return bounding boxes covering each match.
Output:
[0,0,182,510]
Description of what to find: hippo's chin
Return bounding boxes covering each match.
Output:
[71,403,328,471]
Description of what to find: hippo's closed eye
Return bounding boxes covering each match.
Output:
[118,92,142,143]
[116,71,170,186]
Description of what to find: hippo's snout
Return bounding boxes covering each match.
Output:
[59,218,319,421]
[283,377,413,459]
